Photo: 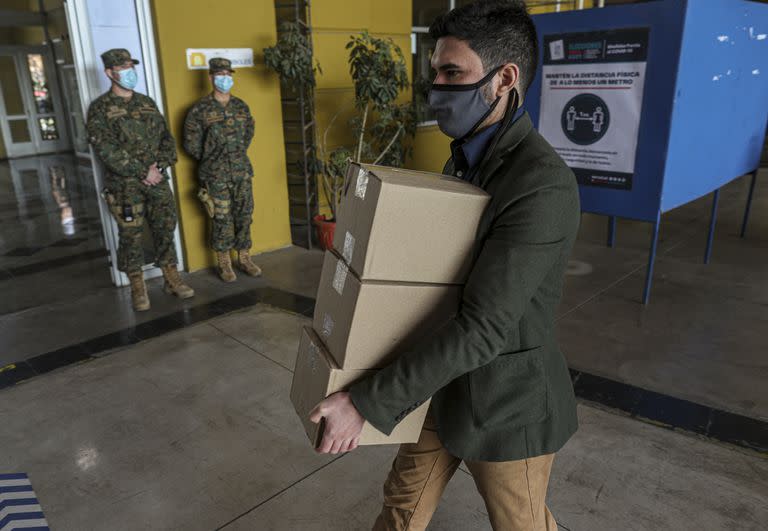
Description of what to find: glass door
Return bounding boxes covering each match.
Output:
[0,46,71,157]
[0,52,35,157]
[59,64,89,155]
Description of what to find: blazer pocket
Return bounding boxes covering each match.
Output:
[470,347,550,429]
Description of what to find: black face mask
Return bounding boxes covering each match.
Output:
[428,66,504,140]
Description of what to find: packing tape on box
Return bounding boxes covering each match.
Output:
[322,313,334,337]
[308,340,319,373]
[355,168,369,200]
[333,260,349,295]
[343,231,355,263]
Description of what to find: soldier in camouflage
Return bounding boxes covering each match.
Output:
[87,48,194,311]
[183,57,261,282]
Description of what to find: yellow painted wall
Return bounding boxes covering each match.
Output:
[0,0,43,46]
[528,0,595,15]
[409,124,451,173]
[151,0,290,272]
[311,0,413,212]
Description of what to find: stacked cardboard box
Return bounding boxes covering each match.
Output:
[291,162,490,447]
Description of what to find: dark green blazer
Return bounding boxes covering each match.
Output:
[350,113,580,462]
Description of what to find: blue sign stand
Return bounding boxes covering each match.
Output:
[526,0,768,304]
[740,170,760,238]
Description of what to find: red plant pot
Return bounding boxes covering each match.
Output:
[313,214,336,251]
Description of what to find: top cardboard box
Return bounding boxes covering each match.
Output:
[333,162,490,284]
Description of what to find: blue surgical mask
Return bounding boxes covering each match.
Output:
[115,67,138,90]
[214,75,234,93]
[428,66,503,140]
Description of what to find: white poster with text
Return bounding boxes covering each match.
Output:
[539,28,650,190]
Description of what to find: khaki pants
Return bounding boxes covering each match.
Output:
[373,414,558,531]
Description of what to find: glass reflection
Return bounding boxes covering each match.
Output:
[50,164,76,235]
[27,53,54,114]
[39,117,60,140]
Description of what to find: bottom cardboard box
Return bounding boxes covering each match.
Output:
[291,326,430,447]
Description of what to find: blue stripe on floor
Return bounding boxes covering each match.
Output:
[0,500,38,510]
[0,475,27,481]
[0,512,47,529]
[0,486,33,494]
[0,474,48,531]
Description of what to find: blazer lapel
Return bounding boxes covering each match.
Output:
[476,113,534,190]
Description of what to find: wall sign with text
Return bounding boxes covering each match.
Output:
[538,28,649,190]
[185,48,254,70]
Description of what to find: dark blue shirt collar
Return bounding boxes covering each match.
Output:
[450,107,525,181]
[459,122,501,169]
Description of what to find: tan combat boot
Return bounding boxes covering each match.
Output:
[162,264,195,299]
[237,250,262,277]
[128,271,150,312]
[216,251,237,282]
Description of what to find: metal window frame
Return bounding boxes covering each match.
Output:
[0,45,71,156]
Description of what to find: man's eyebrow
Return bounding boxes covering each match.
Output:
[435,62,462,71]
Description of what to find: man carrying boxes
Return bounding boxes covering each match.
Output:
[295,1,581,530]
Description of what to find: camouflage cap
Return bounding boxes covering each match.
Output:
[209,57,234,74]
[101,48,140,69]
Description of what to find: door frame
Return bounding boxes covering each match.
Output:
[0,45,72,157]
[64,0,186,287]
[58,64,90,158]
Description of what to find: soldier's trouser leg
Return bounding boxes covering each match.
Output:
[110,181,146,274]
[143,180,178,267]
[208,179,235,252]
[231,178,254,251]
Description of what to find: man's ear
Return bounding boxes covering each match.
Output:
[496,63,520,97]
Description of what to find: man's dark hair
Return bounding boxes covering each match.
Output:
[429,0,539,95]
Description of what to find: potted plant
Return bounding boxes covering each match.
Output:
[266,26,420,250]
[312,31,419,248]
[264,21,321,92]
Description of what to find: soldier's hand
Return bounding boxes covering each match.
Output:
[143,163,163,186]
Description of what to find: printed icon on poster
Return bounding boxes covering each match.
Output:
[561,94,610,145]
[549,39,565,61]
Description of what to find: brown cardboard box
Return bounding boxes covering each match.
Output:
[291,327,430,447]
[314,250,461,369]
[333,162,490,284]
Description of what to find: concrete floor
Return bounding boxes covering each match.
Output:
[0,244,320,366]
[0,155,323,365]
[0,304,765,531]
[559,172,768,421]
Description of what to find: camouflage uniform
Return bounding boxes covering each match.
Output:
[183,60,255,253]
[87,54,179,273]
